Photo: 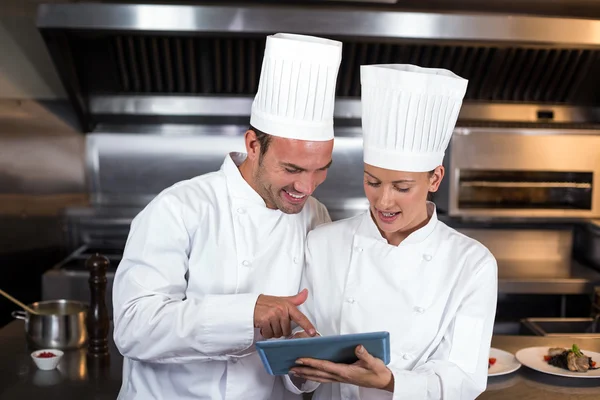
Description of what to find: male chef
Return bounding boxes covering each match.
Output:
[112,33,343,400]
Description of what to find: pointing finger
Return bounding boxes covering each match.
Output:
[288,306,316,336]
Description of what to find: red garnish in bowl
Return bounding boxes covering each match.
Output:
[36,351,56,358]
[489,357,497,366]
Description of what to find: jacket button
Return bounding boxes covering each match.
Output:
[231,358,238,364]
[403,354,411,360]
[346,298,355,304]
[242,260,251,267]
[414,306,425,314]
[293,257,300,264]
[355,247,363,253]
[423,254,432,261]
[237,208,246,214]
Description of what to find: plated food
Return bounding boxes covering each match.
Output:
[543,344,598,373]
[515,345,600,378]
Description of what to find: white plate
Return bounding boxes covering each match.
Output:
[515,346,600,378]
[488,347,521,377]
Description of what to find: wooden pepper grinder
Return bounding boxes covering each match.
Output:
[86,253,110,362]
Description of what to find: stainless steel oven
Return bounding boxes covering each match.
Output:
[448,128,600,219]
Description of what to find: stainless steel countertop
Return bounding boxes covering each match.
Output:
[0,320,122,400]
[481,336,600,400]
[1,320,599,399]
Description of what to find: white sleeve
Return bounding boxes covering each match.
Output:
[283,230,322,395]
[112,192,258,363]
[362,258,498,400]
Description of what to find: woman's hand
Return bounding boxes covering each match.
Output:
[289,345,394,392]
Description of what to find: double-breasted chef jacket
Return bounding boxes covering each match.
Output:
[112,153,331,400]
[292,202,498,400]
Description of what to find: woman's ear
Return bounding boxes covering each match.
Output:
[428,166,445,192]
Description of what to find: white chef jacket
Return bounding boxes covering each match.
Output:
[292,202,498,400]
[112,153,331,400]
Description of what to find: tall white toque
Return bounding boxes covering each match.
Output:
[360,64,468,172]
[250,33,343,142]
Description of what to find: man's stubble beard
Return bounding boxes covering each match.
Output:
[253,162,302,215]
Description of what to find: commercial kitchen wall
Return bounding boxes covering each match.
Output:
[0,0,87,327]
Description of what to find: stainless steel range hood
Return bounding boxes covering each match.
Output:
[36,2,600,132]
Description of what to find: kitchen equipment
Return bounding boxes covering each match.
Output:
[35,3,600,133]
[0,288,39,315]
[446,128,600,220]
[11,299,88,349]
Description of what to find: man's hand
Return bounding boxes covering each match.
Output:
[290,345,394,392]
[253,289,317,339]
[290,330,320,339]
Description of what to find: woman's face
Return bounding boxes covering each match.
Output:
[363,163,444,241]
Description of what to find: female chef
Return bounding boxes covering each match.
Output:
[288,64,498,400]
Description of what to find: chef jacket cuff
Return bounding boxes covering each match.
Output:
[389,368,430,400]
[201,292,259,354]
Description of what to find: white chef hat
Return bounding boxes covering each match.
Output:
[360,64,468,172]
[250,33,343,142]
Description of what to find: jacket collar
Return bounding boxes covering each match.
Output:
[221,152,267,207]
[357,202,439,245]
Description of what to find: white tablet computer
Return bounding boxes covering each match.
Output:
[255,331,391,376]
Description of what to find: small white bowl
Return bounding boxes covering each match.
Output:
[31,349,64,370]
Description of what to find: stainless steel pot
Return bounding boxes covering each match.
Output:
[12,299,88,349]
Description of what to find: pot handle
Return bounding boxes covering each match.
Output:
[11,311,26,320]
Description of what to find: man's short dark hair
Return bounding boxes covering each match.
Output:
[249,125,272,164]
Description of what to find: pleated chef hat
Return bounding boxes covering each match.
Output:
[360,64,468,172]
[250,33,343,141]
